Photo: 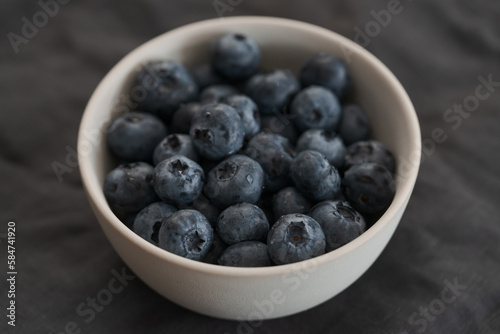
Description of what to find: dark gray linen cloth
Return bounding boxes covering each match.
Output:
[1,0,498,333]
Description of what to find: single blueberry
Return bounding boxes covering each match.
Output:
[267,214,326,265]
[170,102,202,134]
[291,86,342,132]
[290,150,341,202]
[200,84,239,103]
[153,134,199,165]
[189,103,245,161]
[260,115,299,145]
[296,129,346,169]
[103,162,158,213]
[107,112,167,162]
[223,94,261,140]
[133,202,177,245]
[202,233,228,264]
[338,104,371,145]
[308,200,366,252]
[244,132,296,192]
[273,187,312,219]
[158,209,214,261]
[218,241,273,267]
[245,69,299,115]
[153,155,204,206]
[212,33,260,80]
[204,155,264,209]
[191,63,226,90]
[216,203,269,245]
[131,60,197,121]
[345,140,396,174]
[300,52,350,100]
[343,163,395,215]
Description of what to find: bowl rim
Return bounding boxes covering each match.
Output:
[78,16,421,278]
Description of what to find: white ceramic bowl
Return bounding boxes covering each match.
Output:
[78,16,421,320]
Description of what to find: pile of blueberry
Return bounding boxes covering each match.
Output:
[103,33,396,267]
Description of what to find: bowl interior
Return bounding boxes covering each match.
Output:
[79,16,420,275]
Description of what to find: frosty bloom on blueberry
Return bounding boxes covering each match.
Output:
[212,33,260,80]
[189,103,245,161]
[107,112,167,162]
[267,214,326,265]
[309,200,366,252]
[158,209,214,261]
[153,155,205,206]
[290,150,341,202]
[131,60,198,121]
[204,155,264,209]
[102,32,398,266]
[103,162,158,213]
[291,85,342,132]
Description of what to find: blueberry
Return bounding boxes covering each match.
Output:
[203,233,228,264]
[103,162,158,213]
[212,33,260,80]
[290,150,341,202]
[153,134,199,165]
[216,203,269,245]
[291,86,342,132]
[153,155,204,206]
[131,60,197,121]
[223,94,261,140]
[308,200,366,252]
[133,202,177,245]
[338,104,371,145]
[245,69,299,115]
[190,103,245,160]
[107,112,167,162]
[343,163,395,215]
[204,155,264,209]
[296,129,346,169]
[158,209,213,261]
[267,214,325,265]
[300,52,350,100]
[244,132,296,192]
[170,102,202,134]
[218,241,272,267]
[191,63,226,90]
[261,116,299,145]
[273,187,312,219]
[345,140,396,174]
[200,84,239,103]
[179,194,221,228]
